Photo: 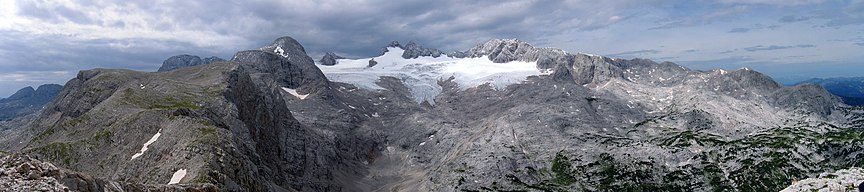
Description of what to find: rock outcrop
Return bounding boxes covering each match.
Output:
[0,153,218,192]
[157,55,226,72]
[318,52,345,66]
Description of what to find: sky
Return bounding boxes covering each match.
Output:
[1,0,863,97]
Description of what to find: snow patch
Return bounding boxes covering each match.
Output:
[169,169,187,184]
[274,46,288,57]
[317,47,544,104]
[130,129,162,160]
[281,87,309,100]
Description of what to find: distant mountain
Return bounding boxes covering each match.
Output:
[157,54,226,72]
[0,84,62,121]
[796,77,864,106]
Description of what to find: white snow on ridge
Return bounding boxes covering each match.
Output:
[281,87,309,100]
[274,46,288,57]
[130,129,162,160]
[317,47,545,104]
[169,169,187,184]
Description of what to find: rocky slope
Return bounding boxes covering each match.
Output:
[1,36,861,192]
[796,77,864,106]
[0,153,218,192]
[781,168,864,192]
[157,54,226,72]
[0,84,62,121]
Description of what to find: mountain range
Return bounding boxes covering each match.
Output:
[0,84,62,122]
[0,36,861,191]
[795,77,864,106]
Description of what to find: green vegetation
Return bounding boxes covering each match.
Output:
[32,142,78,165]
[150,96,203,110]
[493,123,864,192]
[551,151,576,186]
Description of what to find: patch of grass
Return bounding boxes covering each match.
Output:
[91,129,114,143]
[551,151,576,186]
[32,142,78,165]
[151,100,203,110]
[198,126,217,136]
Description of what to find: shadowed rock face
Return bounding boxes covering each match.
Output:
[158,55,226,72]
[0,84,62,121]
[318,52,345,66]
[2,36,861,192]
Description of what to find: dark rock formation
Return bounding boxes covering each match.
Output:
[367,59,377,68]
[318,52,345,66]
[157,55,225,72]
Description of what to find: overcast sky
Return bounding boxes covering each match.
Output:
[1,0,863,97]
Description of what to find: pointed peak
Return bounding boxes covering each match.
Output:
[319,52,345,66]
[260,36,308,58]
[378,40,444,59]
[386,41,401,48]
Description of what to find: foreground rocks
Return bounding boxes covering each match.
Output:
[0,153,219,192]
[782,168,864,192]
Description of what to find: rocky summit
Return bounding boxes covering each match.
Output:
[0,35,862,191]
[157,54,226,72]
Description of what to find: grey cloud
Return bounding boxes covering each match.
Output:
[727,24,779,33]
[17,1,94,24]
[650,5,751,30]
[729,28,751,33]
[812,1,864,27]
[607,49,661,58]
[742,44,815,52]
[855,42,864,46]
[779,15,810,22]
[719,49,738,54]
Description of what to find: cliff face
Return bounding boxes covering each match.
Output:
[1,36,861,191]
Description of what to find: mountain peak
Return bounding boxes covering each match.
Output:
[378,40,444,59]
[158,54,225,72]
[5,86,35,100]
[261,36,308,58]
[318,52,345,66]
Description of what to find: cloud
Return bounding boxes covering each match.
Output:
[728,28,751,33]
[727,24,779,33]
[855,42,864,46]
[718,0,825,6]
[607,49,661,57]
[742,44,815,52]
[779,15,810,22]
[811,1,864,27]
[0,0,863,96]
[650,5,751,30]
